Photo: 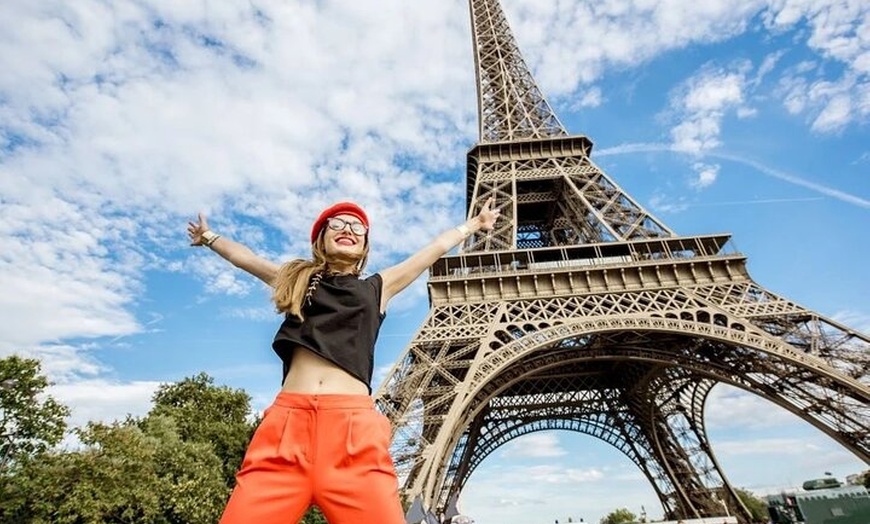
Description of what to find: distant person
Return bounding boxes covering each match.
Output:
[188,199,500,524]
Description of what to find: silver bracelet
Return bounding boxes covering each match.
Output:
[455,224,472,238]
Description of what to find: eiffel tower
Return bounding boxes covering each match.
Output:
[374,1,870,523]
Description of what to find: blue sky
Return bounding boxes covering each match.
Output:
[1,1,868,523]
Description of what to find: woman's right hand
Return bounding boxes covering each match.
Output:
[187,212,210,246]
[184,213,279,285]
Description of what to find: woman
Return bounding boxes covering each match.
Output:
[187,198,500,524]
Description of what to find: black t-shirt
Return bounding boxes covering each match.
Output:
[272,273,385,392]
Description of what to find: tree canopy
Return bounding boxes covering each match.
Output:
[0,357,337,523]
[600,507,636,524]
[149,372,256,487]
[734,487,769,522]
[2,416,228,523]
[0,355,69,470]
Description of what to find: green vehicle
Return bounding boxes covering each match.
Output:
[766,479,870,524]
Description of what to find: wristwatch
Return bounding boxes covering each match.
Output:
[201,230,221,247]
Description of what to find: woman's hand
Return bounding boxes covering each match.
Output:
[187,212,210,246]
[184,213,279,285]
[474,197,501,231]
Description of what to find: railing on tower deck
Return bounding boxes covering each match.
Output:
[429,234,741,280]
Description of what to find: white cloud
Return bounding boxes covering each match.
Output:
[3,345,104,383]
[0,197,143,354]
[570,87,603,110]
[220,305,279,322]
[648,192,691,214]
[705,385,803,430]
[505,0,768,96]
[713,431,861,495]
[598,143,870,210]
[50,378,161,428]
[736,106,758,118]
[809,81,858,132]
[500,432,567,458]
[711,151,870,208]
[763,0,870,132]
[520,464,604,484]
[504,0,867,136]
[762,0,868,69]
[595,143,870,213]
[754,50,787,86]
[371,364,396,393]
[716,437,821,456]
[668,65,750,154]
[691,162,720,189]
[831,310,870,335]
[776,68,864,133]
[462,457,650,524]
[0,0,472,382]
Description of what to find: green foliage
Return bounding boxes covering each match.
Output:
[0,356,69,468]
[149,372,256,487]
[600,507,637,524]
[301,506,328,524]
[734,487,769,522]
[1,416,228,524]
[0,367,259,524]
[863,472,870,490]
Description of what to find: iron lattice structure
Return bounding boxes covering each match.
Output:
[375,1,870,522]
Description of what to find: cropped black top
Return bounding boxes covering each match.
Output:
[272,273,385,393]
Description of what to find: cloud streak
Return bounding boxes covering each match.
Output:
[595,143,870,209]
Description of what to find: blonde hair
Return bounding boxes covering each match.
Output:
[272,231,370,319]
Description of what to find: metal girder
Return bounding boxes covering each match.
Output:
[376,304,869,521]
[373,1,870,523]
[469,0,566,142]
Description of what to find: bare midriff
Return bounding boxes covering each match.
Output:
[280,346,369,395]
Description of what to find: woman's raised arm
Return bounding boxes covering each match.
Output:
[188,212,280,287]
[378,197,501,311]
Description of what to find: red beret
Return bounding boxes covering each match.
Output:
[310,202,369,244]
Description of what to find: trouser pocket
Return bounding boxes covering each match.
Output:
[345,409,395,473]
[239,406,309,473]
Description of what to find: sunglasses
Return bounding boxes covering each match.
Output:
[326,217,368,236]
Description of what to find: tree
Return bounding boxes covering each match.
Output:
[149,372,256,487]
[734,487,768,522]
[0,416,228,523]
[863,471,870,490]
[0,371,252,523]
[301,506,328,524]
[0,369,332,523]
[149,377,332,524]
[600,508,637,524]
[0,355,68,470]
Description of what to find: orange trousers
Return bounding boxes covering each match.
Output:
[220,392,405,524]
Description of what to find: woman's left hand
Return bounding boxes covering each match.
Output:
[475,197,501,231]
